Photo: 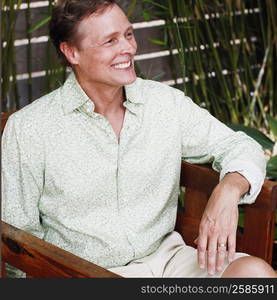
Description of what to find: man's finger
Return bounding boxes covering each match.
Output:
[197,235,207,269]
[216,239,227,272]
[207,237,218,275]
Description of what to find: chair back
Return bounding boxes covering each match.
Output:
[1,111,15,133]
[177,161,277,264]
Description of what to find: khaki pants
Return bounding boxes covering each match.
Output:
[108,231,247,278]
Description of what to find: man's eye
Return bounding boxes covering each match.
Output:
[127,32,134,38]
[105,39,116,45]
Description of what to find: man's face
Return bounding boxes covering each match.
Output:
[69,4,137,89]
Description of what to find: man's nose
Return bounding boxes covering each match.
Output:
[119,38,137,55]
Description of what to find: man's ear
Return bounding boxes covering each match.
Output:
[60,42,79,65]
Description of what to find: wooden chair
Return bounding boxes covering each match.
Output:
[1,111,277,278]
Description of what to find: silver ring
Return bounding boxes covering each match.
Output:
[218,243,226,248]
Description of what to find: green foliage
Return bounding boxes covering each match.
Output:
[1,0,24,111]
[230,115,277,181]
[228,124,275,151]
[265,116,277,180]
[267,115,277,140]
[140,0,277,131]
[267,156,277,179]
[27,16,51,33]
[1,0,66,110]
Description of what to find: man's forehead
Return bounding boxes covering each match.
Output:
[78,8,133,39]
[77,5,131,38]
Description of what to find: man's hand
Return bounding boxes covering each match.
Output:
[195,172,250,275]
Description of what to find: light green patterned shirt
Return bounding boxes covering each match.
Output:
[2,72,266,273]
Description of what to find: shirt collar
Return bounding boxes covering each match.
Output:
[61,71,145,115]
[124,78,145,104]
[61,71,91,114]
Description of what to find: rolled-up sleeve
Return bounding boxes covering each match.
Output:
[175,90,266,204]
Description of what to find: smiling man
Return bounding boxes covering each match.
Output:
[2,0,277,278]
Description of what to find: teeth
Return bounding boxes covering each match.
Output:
[113,61,131,69]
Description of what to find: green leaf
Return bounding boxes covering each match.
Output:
[228,124,275,151]
[151,72,165,81]
[142,10,151,21]
[127,0,137,18]
[267,115,277,141]
[142,0,168,10]
[266,155,277,179]
[148,38,167,46]
[28,16,51,33]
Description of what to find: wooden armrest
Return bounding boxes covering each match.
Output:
[1,221,121,278]
[176,161,277,264]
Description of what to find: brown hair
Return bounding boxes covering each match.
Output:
[49,0,116,66]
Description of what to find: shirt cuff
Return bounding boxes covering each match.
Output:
[219,159,266,205]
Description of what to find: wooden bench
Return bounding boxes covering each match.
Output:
[1,111,276,277]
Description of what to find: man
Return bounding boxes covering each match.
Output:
[2,0,277,277]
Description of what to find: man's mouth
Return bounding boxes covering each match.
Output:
[112,61,132,70]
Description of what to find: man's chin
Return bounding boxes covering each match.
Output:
[123,74,137,86]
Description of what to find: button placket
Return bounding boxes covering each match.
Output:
[84,101,116,143]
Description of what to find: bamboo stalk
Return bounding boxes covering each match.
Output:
[1,0,23,111]
[25,0,33,102]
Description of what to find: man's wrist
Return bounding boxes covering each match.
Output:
[219,172,250,198]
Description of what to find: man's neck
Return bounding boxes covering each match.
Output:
[92,90,125,116]
[75,74,125,116]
